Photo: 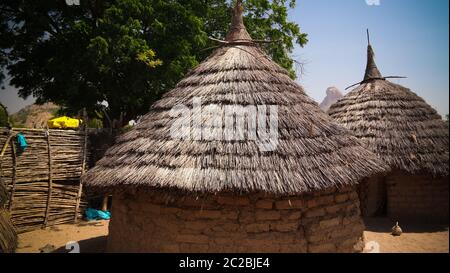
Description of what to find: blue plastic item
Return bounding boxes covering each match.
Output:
[85,208,111,221]
[16,133,28,151]
[97,210,111,220]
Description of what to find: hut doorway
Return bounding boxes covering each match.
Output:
[359,176,387,217]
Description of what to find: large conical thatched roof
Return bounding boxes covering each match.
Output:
[82,2,387,194]
[328,38,449,177]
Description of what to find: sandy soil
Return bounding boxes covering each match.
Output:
[16,218,448,253]
[363,218,449,253]
[17,220,109,253]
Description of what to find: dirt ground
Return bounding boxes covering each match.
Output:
[363,217,449,253]
[16,218,449,253]
[16,220,109,253]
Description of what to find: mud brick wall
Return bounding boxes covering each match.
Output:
[107,186,365,253]
[358,176,387,217]
[386,172,449,223]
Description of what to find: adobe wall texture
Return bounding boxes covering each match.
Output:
[358,176,386,217]
[386,172,449,223]
[106,186,365,253]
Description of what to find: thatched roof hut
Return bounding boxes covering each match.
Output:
[328,35,449,222]
[84,5,386,195]
[82,2,388,253]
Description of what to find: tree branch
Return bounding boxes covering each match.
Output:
[45,13,61,36]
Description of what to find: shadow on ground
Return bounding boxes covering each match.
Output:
[76,221,107,227]
[53,235,108,253]
[364,217,449,233]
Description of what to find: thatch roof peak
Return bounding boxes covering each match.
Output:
[329,36,449,176]
[225,0,252,42]
[363,44,383,81]
[363,30,382,81]
[345,31,406,90]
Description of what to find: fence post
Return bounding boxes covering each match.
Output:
[43,129,53,227]
[74,110,88,222]
[8,137,17,212]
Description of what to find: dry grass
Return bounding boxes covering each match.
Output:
[0,180,17,253]
[328,45,448,177]
[82,2,388,195]
[0,210,17,253]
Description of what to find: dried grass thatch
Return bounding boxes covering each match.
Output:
[82,1,388,194]
[328,43,449,177]
[0,181,7,207]
[0,210,17,253]
[0,179,17,253]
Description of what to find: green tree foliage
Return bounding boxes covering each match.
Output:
[0,0,307,125]
[0,8,12,86]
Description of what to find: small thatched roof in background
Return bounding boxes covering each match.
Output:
[82,1,388,194]
[328,38,449,177]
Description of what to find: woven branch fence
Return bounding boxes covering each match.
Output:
[0,127,90,233]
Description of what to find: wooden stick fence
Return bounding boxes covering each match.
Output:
[0,127,90,233]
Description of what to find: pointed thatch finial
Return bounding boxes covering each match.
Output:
[345,30,407,90]
[363,29,383,81]
[225,0,252,42]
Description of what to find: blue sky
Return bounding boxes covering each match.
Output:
[1,0,449,116]
[291,0,449,116]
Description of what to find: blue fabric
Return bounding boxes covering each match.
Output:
[85,208,111,220]
[96,210,111,220]
[16,133,28,151]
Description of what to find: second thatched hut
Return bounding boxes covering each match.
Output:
[82,2,388,253]
[328,36,449,223]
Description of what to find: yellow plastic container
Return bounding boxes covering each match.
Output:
[47,116,82,129]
